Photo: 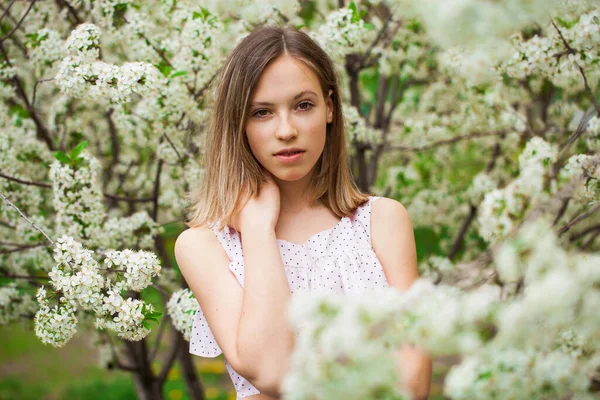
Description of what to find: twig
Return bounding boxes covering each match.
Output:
[557,203,600,235]
[386,131,508,152]
[56,0,82,25]
[0,273,49,281]
[32,78,54,106]
[569,224,600,242]
[104,109,121,184]
[0,220,16,229]
[158,327,182,386]
[0,42,54,150]
[447,142,501,260]
[582,230,600,250]
[151,284,170,296]
[0,242,47,255]
[357,13,393,70]
[551,19,600,117]
[0,0,36,44]
[0,0,17,25]
[163,132,185,165]
[149,309,168,362]
[151,159,163,221]
[105,332,139,372]
[0,191,54,245]
[0,171,154,202]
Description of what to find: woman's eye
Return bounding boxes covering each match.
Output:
[253,102,314,118]
[297,101,314,111]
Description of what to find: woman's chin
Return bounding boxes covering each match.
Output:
[270,169,310,183]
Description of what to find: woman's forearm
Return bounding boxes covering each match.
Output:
[236,225,295,395]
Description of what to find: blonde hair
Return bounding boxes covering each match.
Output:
[185,24,371,229]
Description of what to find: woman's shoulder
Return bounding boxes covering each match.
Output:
[175,225,220,259]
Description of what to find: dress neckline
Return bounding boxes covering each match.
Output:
[227,196,373,247]
[276,216,349,247]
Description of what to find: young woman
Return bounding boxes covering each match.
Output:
[175,25,432,400]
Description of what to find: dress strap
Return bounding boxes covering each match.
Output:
[352,196,381,245]
[208,222,243,263]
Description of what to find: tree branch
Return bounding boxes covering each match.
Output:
[0,0,17,25]
[557,203,600,235]
[0,171,154,203]
[551,19,600,117]
[0,242,47,255]
[158,328,182,386]
[386,131,508,152]
[0,191,54,245]
[0,0,36,44]
[0,42,55,150]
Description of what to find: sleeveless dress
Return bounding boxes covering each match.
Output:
[189,196,389,399]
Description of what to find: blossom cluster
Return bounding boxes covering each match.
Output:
[33,235,161,346]
[0,283,38,325]
[343,104,382,147]
[49,154,105,245]
[312,5,375,62]
[55,24,162,104]
[166,288,197,341]
[103,249,161,292]
[477,137,558,242]
[285,218,600,399]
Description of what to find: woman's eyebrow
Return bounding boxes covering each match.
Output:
[251,90,318,107]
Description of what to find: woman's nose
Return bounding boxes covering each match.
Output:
[275,114,298,140]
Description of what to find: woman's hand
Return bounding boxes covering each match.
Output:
[230,167,280,233]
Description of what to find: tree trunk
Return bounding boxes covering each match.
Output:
[124,339,165,400]
[178,333,206,400]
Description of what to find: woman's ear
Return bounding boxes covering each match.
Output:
[326,89,333,123]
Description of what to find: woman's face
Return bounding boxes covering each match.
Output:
[245,55,333,182]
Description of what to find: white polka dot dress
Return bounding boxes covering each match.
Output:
[189,196,389,399]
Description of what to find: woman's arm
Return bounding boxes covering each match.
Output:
[174,226,293,398]
[236,224,295,396]
[371,197,433,400]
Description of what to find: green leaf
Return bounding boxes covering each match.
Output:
[70,140,88,160]
[348,2,357,16]
[477,370,493,381]
[53,151,71,164]
[192,7,211,21]
[170,70,188,78]
[148,311,163,318]
[142,320,151,330]
[154,60,173,78]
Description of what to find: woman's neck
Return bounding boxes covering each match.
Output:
[274,171,322,215]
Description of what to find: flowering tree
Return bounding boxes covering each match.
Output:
[0,1,598,400]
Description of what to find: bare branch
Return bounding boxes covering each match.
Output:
[158,328,182,386]
[0,191,54,245]
[32,78,54,107]
[0,0,36,44]
[552,19,600,117]
[0,242,47,255]
[386,131,508,152]
[55,0,82,25]
[570,224,600,242]
[0,42,55,150]
[558,203,600,235]
[163,132,185,165]
[0,273,49,281]
[0,0,17,25]
[105,332,140,372]
[0,171,154,203]
[151,158,163,221]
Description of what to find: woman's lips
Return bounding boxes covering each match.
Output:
[274,151,305,163]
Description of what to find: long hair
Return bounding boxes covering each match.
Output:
[185,24,371,229]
